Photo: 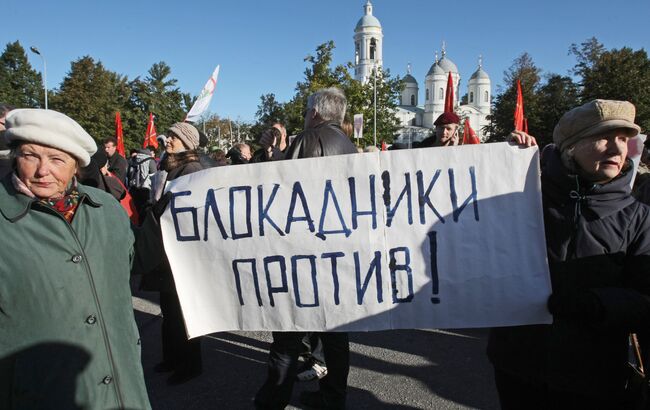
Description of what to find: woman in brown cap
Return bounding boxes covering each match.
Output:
[488,100,649,409]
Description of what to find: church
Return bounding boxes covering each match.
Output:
[353,0,492,144]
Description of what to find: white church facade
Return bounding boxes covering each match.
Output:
[353,1,492,143]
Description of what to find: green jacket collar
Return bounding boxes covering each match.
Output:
[0,175,103,222]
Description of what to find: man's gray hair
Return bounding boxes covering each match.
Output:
[307,87,347,125]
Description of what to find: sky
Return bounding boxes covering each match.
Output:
[3,0,649,123]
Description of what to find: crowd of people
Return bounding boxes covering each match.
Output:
[1,88,649,410]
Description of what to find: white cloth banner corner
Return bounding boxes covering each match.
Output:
[160,142,552,338]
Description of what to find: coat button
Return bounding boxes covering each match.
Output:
[102,376,113,385]
[72,254,83,263]
[85,315,97,325]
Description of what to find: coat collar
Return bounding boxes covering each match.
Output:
[0,175,103,222]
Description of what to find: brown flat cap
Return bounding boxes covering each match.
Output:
[553,99,641,151]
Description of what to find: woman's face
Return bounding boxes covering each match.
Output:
[572,128,631,184]
[15,143,78,199]
[165,133,186,154]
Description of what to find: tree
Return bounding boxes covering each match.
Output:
[255,41,402,146]
[570,38,650,131]
[0,41,44,108]
[486,53,542,142]
[50,56,131,144]
[536,75,580,146]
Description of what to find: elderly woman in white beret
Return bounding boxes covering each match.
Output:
[0,109,150,409]
[488,100,650,409]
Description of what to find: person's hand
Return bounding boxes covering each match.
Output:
[259,129,277,151]
[509,130,537,147]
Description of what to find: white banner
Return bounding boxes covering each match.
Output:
[161,143,552,338]
[353,114,363,140]
[185,65,220,123]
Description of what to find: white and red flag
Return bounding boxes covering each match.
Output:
[185,65,220,123]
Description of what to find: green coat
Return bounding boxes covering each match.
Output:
[0,177,151,410]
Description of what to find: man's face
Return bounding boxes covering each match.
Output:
[240,145,252,161]
[16,143,78,200]
[572,128,631,184]
[104,142,117,157]
[435,123,459,146]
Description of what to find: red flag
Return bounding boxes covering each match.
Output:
[381,140,387,151]
[462,118,480,145]
[115,112,125,157]
[523,117,529,134]
[143,113,158,149]
[444,72,455,113]
[514,80,525,131]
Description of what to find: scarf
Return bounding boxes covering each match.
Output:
[12,173,81,223]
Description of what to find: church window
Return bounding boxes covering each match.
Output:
[355,43,360,65]
[439,88,444,100]
[426,89,430,101]
[411,94,415,106]
[370,38,376,60]
[484,91,489,102]
[470,92,474,103]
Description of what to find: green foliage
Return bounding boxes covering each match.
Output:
[571,38,650,132]
[50,56,131,145]
[0,41,44,108]
[536,75,580,146]
[254,41,402,146]
[485,53,543,142]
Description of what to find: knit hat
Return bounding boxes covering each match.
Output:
[4,109,97,166]
[168,122,199,150]
[433,112,460,126]
[553,99,641,151]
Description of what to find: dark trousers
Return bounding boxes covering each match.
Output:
[494,367,624,410]
[159,290,202,375]
[255,331,349,409]
[301,333,326,365]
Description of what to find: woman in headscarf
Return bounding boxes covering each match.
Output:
[0,109,150,409]
[489,100,650,409]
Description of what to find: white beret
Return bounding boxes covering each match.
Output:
[4,109,97,167]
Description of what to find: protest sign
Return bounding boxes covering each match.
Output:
[161,142,552,338]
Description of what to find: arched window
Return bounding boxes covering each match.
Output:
[426,89,430,101]
[410,94,415,106]
[484,91,489,102]
[355,43,360,65]
[469,92,474,103]
[439,88,444,100]
[370,38,376,60]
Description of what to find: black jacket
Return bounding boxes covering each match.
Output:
[488,145,650,397]
[137,151,203,292]
[285,121,357,159]
[107,153,128,183]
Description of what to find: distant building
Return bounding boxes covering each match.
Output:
[353,1,492,145]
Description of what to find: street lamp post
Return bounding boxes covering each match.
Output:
[29,47,47,110]
[373,65,377,147]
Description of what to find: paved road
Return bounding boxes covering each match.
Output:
[132,282,500,410]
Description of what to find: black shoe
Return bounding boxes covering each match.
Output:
[153,362,174,373]
[166,370,201,386]
[299,391,324,409]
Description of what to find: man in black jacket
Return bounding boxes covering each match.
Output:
[103,136,128,183]
[255,87,356,410]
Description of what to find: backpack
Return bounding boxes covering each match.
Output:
[128,153,156,190]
